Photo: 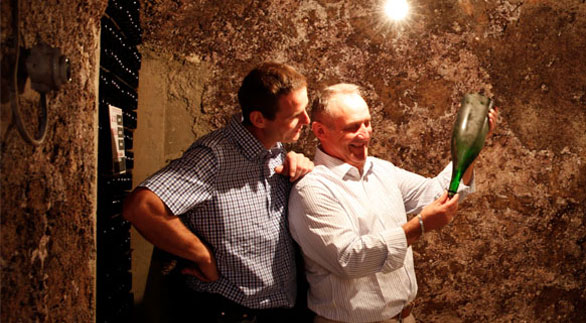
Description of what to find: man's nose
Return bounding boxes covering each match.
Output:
[301,110,310,125]
[357,125,371,140]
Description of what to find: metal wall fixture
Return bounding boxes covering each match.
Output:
[10,0,71,146]
[26,43,71,93]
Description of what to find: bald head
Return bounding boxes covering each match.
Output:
[311,83,363,126]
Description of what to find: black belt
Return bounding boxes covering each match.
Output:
[170,287,290,323]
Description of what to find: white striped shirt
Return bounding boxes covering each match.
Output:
[288,148,473,322]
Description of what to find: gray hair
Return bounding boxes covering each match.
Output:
[311,83,363,123]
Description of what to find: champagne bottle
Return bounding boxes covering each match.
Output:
[448,93,493,197]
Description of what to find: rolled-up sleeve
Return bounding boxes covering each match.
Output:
[394,162,475,215]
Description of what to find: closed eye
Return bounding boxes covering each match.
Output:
[343,120,370,133]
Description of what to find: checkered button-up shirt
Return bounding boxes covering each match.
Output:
[141,114,297,309]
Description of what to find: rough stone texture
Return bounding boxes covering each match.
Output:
[2,0,583,321]
[139,0,586,321]
[1,0,106,321]
[131,47,213,306]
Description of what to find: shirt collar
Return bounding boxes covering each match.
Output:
[227,114,284,161]
[314,147,374,180]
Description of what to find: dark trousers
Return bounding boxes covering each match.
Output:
[164,245,313,323]
[166,274,312,323]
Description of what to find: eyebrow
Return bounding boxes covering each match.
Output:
[343,119,370,130]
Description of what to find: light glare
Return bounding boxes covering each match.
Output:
[384,0,410,21]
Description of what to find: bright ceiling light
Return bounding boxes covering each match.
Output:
[384,0,410,21]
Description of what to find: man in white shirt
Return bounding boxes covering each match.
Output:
[288,83,497,323]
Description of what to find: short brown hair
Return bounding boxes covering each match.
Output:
[238,62,307,126]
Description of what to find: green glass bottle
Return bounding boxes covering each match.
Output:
[448,93,493,198]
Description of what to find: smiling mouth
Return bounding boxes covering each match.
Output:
[349,143,368,156]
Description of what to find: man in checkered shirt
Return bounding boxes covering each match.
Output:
[123,62,313,322]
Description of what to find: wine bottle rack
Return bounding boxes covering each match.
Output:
[97,1,141,322]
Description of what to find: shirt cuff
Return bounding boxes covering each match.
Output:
[380,227,408,272]
[457,171,476,198]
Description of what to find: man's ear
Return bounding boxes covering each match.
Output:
[249,111,267,129]
[312,121,326,140]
